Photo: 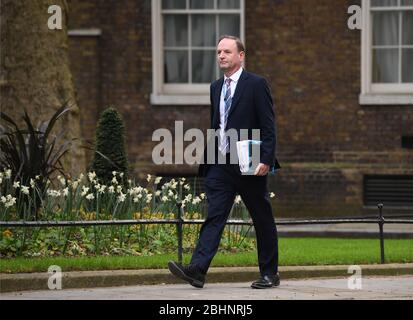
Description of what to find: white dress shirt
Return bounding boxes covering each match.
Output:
[219,67,243,154]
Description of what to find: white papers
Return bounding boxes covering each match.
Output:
[236,140,262,175]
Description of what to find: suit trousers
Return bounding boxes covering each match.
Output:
[190,160,279,276]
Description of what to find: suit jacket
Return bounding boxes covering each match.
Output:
[198,69,281,177]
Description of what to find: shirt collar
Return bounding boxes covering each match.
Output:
[224,67,243,83]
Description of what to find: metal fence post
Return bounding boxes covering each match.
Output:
[378,203,385,264]
[176,202,184,264]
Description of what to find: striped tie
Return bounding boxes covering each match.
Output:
[220,78,232,155]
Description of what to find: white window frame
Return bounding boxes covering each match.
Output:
[151,0,245,105]
[360,0,413,105]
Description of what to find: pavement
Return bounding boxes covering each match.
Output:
[1,263,413,294]
[1,276,413,300]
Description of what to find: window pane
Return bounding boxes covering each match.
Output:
[371,0,398,6]
[164,50,188,83]
[192,15,215,47]
[219,14,240,38]
[402,11,413,45]
[162,0,186,9]
[190,0,214,9]
[218,0,240,9]
[402,49,413,82]
[164,15,188,47]
[372,12,399,46]
[192,50,216,83]
[401,0,413,5]
[372,49,399,83]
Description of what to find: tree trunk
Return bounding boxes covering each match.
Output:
[0,0,85,177]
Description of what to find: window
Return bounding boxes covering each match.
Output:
[151,0,245,105]
[360,0,413,104]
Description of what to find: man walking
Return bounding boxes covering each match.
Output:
[168,35,281,289]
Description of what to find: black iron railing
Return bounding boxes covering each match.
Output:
[1,203,412,264]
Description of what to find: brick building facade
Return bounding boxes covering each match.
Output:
[66,0,413,218]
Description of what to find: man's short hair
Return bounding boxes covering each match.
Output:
[218,35,245,53]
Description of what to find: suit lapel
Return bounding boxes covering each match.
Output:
[212,78,224,129]
[226,70,249,127]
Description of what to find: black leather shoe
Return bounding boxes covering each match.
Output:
[251,274,280,289]
[168,261,206,288]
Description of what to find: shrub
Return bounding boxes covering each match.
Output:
[0,104,75,219]
[90,107,128,185]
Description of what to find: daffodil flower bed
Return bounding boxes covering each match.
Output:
[0,170,263,257]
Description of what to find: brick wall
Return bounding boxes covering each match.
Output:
[67,0,413,218]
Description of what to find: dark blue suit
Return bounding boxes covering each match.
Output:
[192,70,281,276]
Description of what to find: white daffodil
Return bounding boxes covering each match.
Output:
[1,196,6,203]
[59,177,66,186]
[108,186,115,193]
[161,196,168,202]
[200,193,206,200]
[269,192,275,198]
[146,174,152,182]
[116,185,123,193]
[47,190,61,197]
[155,190,161,197]
[63,187,69,197]
[21,185,30,195]
[81,186,89,197]
[112,171,117,176]
[30,179,35,188]
[5,169,12,179]
[234,195,242,204]
[13,181,20,188]
[118,192,126,202]
[72,180,79,190]
[97,185,106,194]
[154,176,162,184]
[88,171,96,181]
[35,175,40,180]
[119,172,124,178]
[86,193,95,200]
[5,196,16,208]
[112,177,118,185]
[168,190,174,197]
[184,184,190,191]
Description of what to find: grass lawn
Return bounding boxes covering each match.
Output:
[1,237,412,273]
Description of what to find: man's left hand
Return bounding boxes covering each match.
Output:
[254,163,269,176]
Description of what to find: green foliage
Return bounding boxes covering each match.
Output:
[90,107,128,184]
[0,223,255,258]
[0,104,75,219]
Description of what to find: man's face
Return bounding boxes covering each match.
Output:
[217,38,244,74]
